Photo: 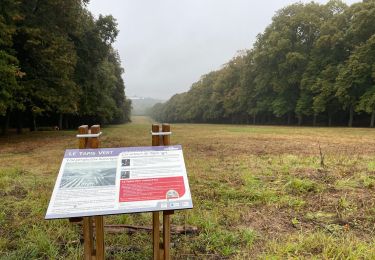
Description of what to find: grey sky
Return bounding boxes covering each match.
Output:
[87,0,360,100]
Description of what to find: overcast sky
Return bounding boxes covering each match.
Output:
[87,0,360,100]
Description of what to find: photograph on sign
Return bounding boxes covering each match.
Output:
[60,161,116,188]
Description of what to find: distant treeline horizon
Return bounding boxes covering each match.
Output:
[0,0,131,134]
[151,0,375,127]
[131,97,163,116]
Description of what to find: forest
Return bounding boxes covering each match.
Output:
[0,0,131,134]
[151,0,375,127]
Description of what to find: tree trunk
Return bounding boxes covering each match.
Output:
[287,112,292,125]
[253,113,256,125]
[268,114,272,124]
[65,116,69,129]
[370,110,375,128]
[16,111,23,134]
[59,113,63,130]
[313,114,317,126]
[297,115,303,126]
[33,114,37,131]
[328,115,332,127]
[348,106,354,127]
[1,110,10,135]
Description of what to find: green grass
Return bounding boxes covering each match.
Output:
[263,231,375,259]
[0,116,375,259]
[284,177,321,194]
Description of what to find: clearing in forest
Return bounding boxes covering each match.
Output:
[0,116,374,259]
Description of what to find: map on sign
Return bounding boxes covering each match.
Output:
[45,145,193,219]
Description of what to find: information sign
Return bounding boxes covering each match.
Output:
[45,145,192,219]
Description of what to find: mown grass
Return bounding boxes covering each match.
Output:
[0,116,374,259]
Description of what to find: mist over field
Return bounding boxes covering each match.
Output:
[130,97,163,116]
[88,0,360,100]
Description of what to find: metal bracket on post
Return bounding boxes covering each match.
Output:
[76,132,102,138]
[150,131,172,136]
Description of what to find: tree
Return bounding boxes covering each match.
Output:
[335,35,375,127]
[150,0,375,128]
[357,87,375,127]
[0,0,131,133]
[0,0,24,133]
[352,35,375,127]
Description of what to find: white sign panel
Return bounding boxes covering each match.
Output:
[45,145,193,219]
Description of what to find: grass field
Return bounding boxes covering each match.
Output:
[1,116,375,259]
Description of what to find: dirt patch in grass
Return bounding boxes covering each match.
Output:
[241,206,296,236]
[8,185,28,199]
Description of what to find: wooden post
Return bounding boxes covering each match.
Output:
[152,124,161,260]
[90,125,101,149]
[163,211,173,260]
[161,124,170,147]
[69,126,89,224]
[161,124,174,260]
[79,125,94,260]
[90,125,105,260]
[78,125,105,260]
[78,125,89,149]
[83,217,94,260]
[152,124,160,146]
[94,216,104,259]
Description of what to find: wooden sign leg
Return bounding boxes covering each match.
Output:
[78,125,94,260]
[161,124,170,146]
[90,125,105,260]
[163,210,174,260]
[78,125,89,149]
[83,217,94,260]
[152,124,161,260]
[161,124,172,260]
[153,212,160,260]
[95,216,105,260]
[151,123,174,260]
[78,125,105,260]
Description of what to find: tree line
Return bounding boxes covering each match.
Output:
[0,0,131,134]
[150,0,375,127]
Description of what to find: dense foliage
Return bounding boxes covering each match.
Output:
[151,0,375,127]
[0,0,131,134]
